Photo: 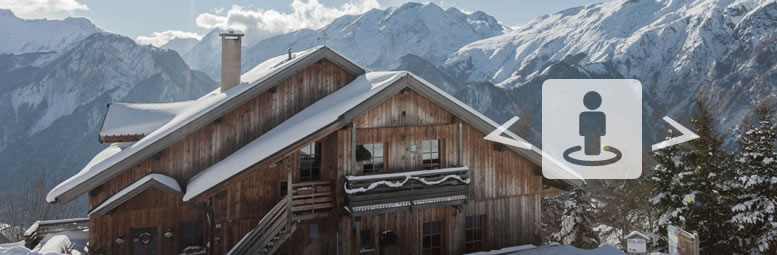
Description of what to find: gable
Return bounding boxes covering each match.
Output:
[48,46,365,205]
[87,60,358,209]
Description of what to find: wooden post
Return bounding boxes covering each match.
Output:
[351,123,357,173]
[286,157,293,231]
[457,120,463,166]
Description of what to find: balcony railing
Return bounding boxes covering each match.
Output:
[291,181,334,220]
[344,166,470,215]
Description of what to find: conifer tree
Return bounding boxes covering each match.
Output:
[552,188,600,249]
[648,128,688,251]
[730,101,777,254]
[649,98,734,252]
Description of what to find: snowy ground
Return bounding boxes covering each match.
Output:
[466,243,626,255]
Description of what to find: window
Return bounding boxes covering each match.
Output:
[360,229,374,252]
[279,181,288,197]
[422,140,440,170]
[179,221,204,251]
[131,226,158,255]
[465,216,485,252]
[422,221,442,255]
[359,143,385,174]
[299,142,321,181]
[309,223,319,240]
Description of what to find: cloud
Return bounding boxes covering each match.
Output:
[0,0,88,19]
[136,30,203,47]
[195,0,380,43]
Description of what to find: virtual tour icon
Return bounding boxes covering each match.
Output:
[542,80,642,180]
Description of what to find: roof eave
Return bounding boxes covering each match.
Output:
[52,47,366,204]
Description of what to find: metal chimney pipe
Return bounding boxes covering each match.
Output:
[219,31,244,92]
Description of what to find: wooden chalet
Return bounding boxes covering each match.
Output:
[47,33,572,255]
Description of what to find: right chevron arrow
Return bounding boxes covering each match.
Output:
[651,116,700,151]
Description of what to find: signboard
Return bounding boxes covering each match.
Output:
[627,239,647,253]
[408,144,418,154]
[667,225,699,255]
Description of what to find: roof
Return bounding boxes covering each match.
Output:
[88,173,182,217]
[99,101,198,141]
[50,45,579,205]
[184,71,407,201]
[47,46,366,204]
[184,71,580,201]
[624,231,649,240]
[23,218,89,237]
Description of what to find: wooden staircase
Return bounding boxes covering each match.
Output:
[228,181,334,255]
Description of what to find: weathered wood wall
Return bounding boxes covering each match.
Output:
[89,188,204,255]
[339,195,540,255]
[336,88,543,254]
[88,60,356,254]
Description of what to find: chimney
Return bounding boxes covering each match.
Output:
[219,31,244,92]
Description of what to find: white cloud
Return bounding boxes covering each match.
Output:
[135,30,203,47]
[195,0,380,43]
[0,0,88,19]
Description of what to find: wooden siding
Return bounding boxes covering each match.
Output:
[88,60,356,254]
[340,196,540,255]
[89,187,204,255]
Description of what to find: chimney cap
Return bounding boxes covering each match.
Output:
[219,31,244,37]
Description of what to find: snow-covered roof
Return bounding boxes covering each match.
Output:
[624,231,649,240]
[99,101,198,140]
[47,46,365,204]
[183,71,407,201]
[465,243,625,255]
[184,70,580,201]
[23,218,89,237]
[88,173,181,217]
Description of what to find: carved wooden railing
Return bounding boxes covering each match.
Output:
[291,181,335,220]
[344,166,470,215]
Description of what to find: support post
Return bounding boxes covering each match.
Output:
[286,157,293,230]
[350,123,357,173]
[458,120,463,166]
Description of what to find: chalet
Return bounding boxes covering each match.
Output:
[47,33,572,255]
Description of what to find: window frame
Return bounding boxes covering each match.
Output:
[178,221,204,251]
[464,215,485,253]
[360,229,374,252]
[421,140,441,170]
[279,181,288,197]
[299,142,322,181]
[422,221,442,255]
[359,143,385,174]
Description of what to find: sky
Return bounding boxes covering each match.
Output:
[0,0,608,47]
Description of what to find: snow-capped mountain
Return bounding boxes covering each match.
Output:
[0,9,101,54]
[181,2,509,80]
[161,37,200,58]
[0,15,216,186]
[443,0,776,141]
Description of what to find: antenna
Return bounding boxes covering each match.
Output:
[317,31,329,45]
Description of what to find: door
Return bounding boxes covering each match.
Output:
[131,226,158,255]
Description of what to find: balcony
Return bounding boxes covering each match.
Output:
[344,166,470,216]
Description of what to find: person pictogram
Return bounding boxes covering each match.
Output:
[562,90,622,166]
[579,91,606,155]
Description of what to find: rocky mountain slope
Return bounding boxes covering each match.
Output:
[0,9,101,54]
[443,0,776,142]
[181,2,509,79]
[0,13,216,186]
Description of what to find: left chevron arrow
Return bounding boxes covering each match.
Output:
[484,116,533,150]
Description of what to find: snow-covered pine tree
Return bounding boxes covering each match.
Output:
[681,98,736,253]
[648,128,689,251]
[648,98,735,253]
[552,188,600,249]
[730,101,777,254]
